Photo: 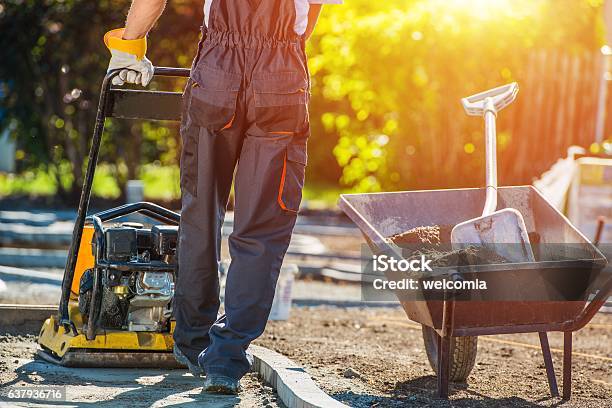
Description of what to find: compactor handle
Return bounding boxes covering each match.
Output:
[58,67,190,330]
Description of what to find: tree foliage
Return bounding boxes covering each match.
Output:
[0,0,201,201]
[308,0,605,191]
[0,0,606,202]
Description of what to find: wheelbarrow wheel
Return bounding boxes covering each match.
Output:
[422,325,477,382]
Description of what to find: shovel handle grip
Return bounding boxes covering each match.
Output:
[462,82,519,116]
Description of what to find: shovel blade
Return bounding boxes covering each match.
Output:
[451,208,535,263]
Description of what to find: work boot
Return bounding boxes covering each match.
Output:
[202,374,241,395]
[173,344,205,377]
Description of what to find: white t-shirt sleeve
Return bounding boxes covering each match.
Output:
[295,0,342,35]
[204,0,212,27]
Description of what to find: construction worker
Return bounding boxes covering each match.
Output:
[105,0,341,394]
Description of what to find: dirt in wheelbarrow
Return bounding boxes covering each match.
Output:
[388,225,510,266]
[257,306,612,408]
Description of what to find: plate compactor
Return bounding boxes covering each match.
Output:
[38,67,191,367]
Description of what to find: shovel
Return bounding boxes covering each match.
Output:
[451,83,535,263]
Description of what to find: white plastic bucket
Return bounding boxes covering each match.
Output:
[269,263,298,321]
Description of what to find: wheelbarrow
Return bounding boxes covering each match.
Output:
[339,186,611,399]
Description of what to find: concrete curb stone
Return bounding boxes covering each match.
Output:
[250,344,349,408]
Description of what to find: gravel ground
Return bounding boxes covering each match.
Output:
[0,332,284,407]
[0,305,609,407]
[256,306,612,407]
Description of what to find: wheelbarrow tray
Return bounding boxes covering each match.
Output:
[339,186,609,335]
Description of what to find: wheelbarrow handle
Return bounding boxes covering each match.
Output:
[566,273,612,331]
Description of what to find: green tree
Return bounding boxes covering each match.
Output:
[0,0,606,202]
[308,0,605,191]
[0,0,201,202]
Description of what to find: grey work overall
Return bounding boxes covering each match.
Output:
[174,0,309,380]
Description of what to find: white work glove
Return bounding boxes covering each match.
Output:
[104,28,154,87]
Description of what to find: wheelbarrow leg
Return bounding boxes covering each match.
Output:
[563,332,573,400]
[437,296,454,399]
[538,332,559,397]
[437,333,451,398]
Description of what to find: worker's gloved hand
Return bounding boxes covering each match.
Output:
[104,28,154,87]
